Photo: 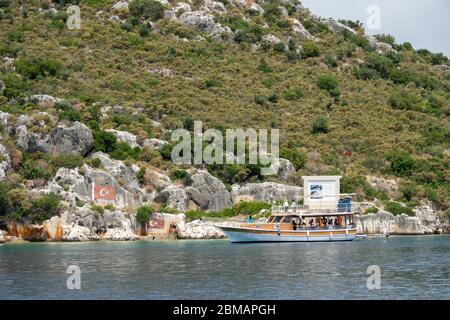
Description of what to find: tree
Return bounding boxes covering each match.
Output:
[311,116,329,134]
[130,0,165,21]
[136,205,153,226]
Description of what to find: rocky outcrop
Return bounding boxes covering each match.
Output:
[355,207,449,234]
[105,129,139,148]
[188,170,231,211]
[277,158,296,181]
[178,11,233,40]
[231,182,303,203]
[101,227,139,241]
[291,18,312,39]
[201,0,227,14]
[176,219,225,239]
[30,94,62,108]
[15,121,94,156]
[323,18,356,35]
[154,185,188,211]
[367,36,396,54]
[143,138,169,150]
[62,224,100,241]
[249,3,264,15]
[431,64,450,72]
[0,142,12,180]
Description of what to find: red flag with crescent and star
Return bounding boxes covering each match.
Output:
[148,217,165,229]
[93,184,116,200]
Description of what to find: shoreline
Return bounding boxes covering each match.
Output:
[1,233,448,245]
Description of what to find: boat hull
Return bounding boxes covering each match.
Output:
[219,226,357,243]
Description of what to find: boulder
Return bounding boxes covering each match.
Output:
[178,11,233,40]
[62,224,99,241]
[231,182,303,203]
[101,227,139,241]
[15,125,52,153]
[173,2,191,14]
[148,67,173,78]
[111,1,129,14]
[30,94,62,108]
[188,170,232,211]
[143,138,169,150]
[201,0,227,14]
[262,34,282,45]
[0,142,12,180]
[154,185,188,211]
[49,122,94,156]
[249,3,264,15]
[323,18,356,35]
[431,64,450,72]
[105,129,139,148]
[53,168,90,200]
[229,0,247,8]
[277,158,296,181]
[291,18,312,39]
[176,219,225,239]
[367,36,396,54]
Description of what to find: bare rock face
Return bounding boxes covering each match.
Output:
[15,125,52,154]
[0,142,12,180]
[62,224,99,241]
[50,122,94,156]
[105,129,139,148]
[231,182,303,203]
[431,64,450,72]
[249,3,264,15]
[291,18,312,39]
[367,36,396,54]
[277,158,296,181]
[143,138,169,150]
[323,18,356,35]
[178,11,233,40]
[176,219,225,239]
[355,207,448,235]
[188,170,231,211]
[30,94,62,108]
[101,227,139,241]
[155,185,188,212]
[201,0,227,14]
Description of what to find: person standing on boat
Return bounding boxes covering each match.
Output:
[291,200,296,211]
[283,200,289,212]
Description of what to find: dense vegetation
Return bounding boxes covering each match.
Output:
[0,0,449,221]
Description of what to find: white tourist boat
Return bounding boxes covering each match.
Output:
[218,176,360,243]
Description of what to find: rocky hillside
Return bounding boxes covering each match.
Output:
[0,0,449,240]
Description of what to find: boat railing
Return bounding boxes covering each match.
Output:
[271,203,361,215]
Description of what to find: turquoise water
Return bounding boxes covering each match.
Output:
[0,236,449,300]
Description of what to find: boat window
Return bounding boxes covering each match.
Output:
[272,216,282,223]
[283,216,292,223]
[267,217,274,223]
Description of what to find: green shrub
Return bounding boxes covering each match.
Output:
[384,201,414,216]
[159,143,174,160]
[21,160,51,180]
[0,0,11,8]
[389,68,411,85]
[110,143,141,161]
[280,148,305,169]
[388,90,421,111]
[91,204,104,215]
[48,154,84,169]
[316,74,340,97]
[282,88,304,101]
[130,0,165,21]
[311,115,329,134]
[302,42,320,58]
[364,53,393,79]
[93,130,117,153]
[386,150,415,176]
[55,101,80,122]
[364,207,379,214]
[136,205,154,223]
[29,193,61,224]
[356,67,379,80]
[15,58,63,79]
[0,74,29,98]
[273,42,286,53]
[374,34,396,46]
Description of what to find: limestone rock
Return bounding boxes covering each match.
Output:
[367,36,396,54]
[102,227,139,241]
[262,34,282,45]
[105,128,139,148]
[0,143,12,180]
[201,0,227,14]
[143,138,169,150]
[291,18,312,39]
[188,170,231,211]
[178,11,233,40]
[323,18,356,35]
[277,158,296,181]
[0,230,4,243]
[30,94,62,108]
[431,64,450,72]
[176,219,225,239]
[49,122,94,156]
[155,185,187,211]
[62,224,99,241]
[231,182,303,203]
[249,3,264,15]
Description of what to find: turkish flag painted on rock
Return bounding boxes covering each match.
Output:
[93,185,116,200]
[148,217,165,229]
